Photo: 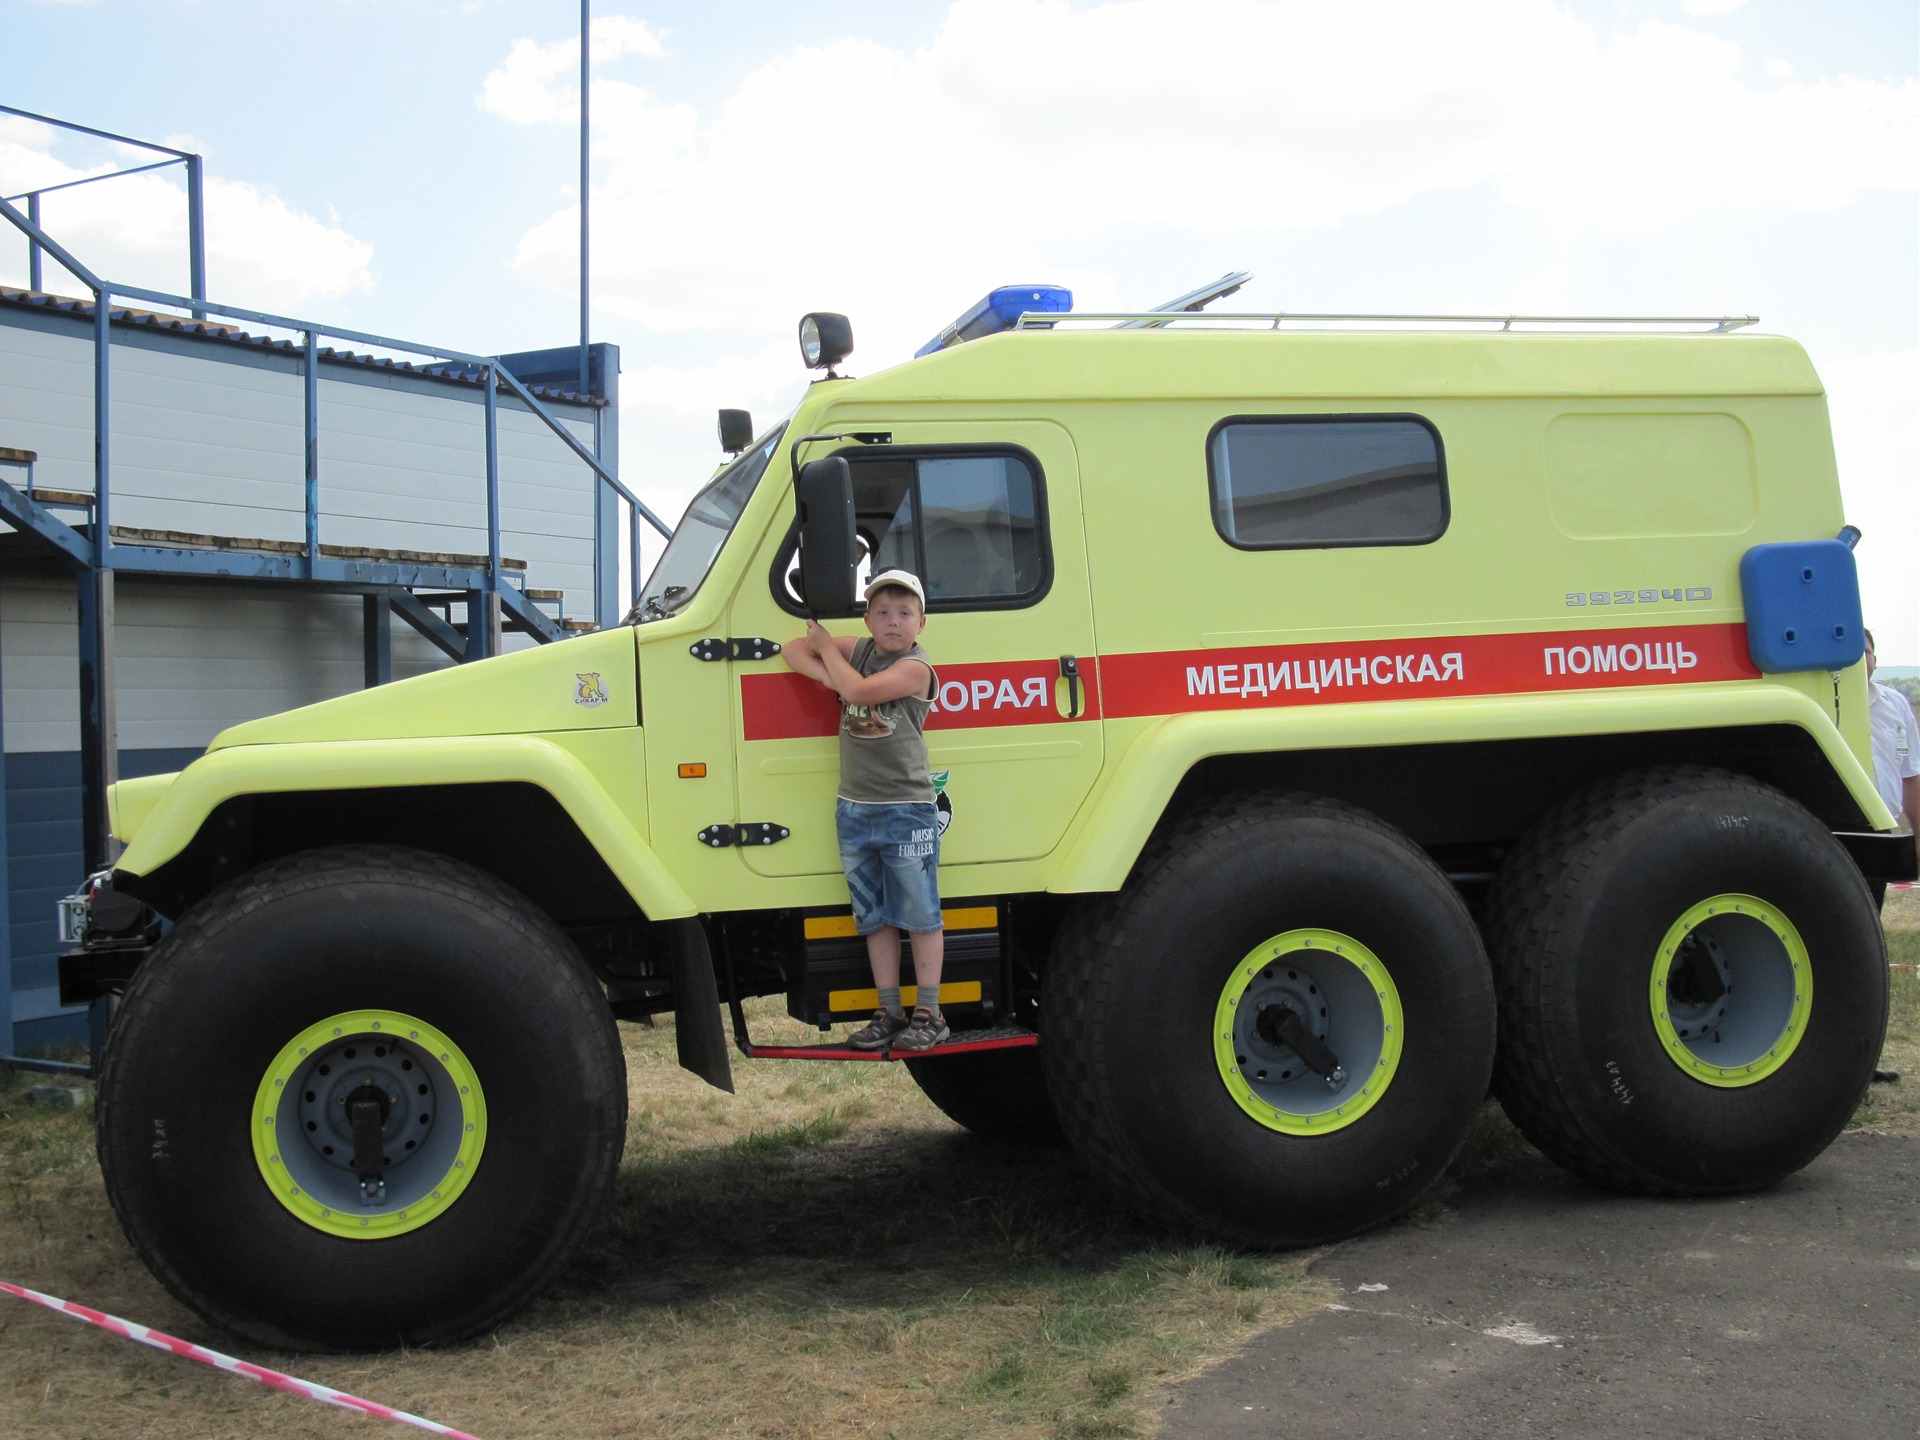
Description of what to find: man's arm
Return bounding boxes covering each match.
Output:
[1902,773,1919,830]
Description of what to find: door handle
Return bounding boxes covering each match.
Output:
[1059,655,1083,720]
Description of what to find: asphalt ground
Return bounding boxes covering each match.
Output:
[1162,1131,1919,1440]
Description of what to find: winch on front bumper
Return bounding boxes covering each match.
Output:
[56,870,160,1006]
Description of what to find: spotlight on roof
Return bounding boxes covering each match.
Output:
[798,313,854,374]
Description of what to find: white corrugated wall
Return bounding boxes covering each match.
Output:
[0,305,612,1048]
[0,309,601,616]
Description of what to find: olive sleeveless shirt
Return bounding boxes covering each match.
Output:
[837,638,938,803]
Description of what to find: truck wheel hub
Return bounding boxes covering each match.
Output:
[1212,928,1404,1135]
[252,1010,488,1238]
[1649,895,1811,1088]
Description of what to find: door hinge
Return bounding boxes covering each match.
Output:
[698,822,791,848]
[690,637,782,662]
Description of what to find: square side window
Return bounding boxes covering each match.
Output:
[1210,417,1447,548]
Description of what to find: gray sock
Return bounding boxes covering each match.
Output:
[877,986,903,1016]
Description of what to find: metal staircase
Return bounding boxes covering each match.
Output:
[0,108,667,899]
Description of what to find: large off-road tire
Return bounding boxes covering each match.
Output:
[1488,767,1886,1195]
[1043,797,1496,1246]
[97,847,627,1351]
[903,1047,1065,1145]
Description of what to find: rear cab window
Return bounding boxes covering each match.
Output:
[1208,415,1448,549]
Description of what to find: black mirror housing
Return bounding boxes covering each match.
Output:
[794,456,858,614]
[717,408,754,454]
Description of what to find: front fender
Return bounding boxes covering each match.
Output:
[113,735,697,920]
[1048,682,1889,894]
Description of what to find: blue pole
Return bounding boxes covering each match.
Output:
[186,153,206,321]
[465,366,505,664]
[93,290,110,547]
[26,192,40,293]
[580,0,591,395]
[0,581,14,1056]
[304,330,319,571]
[485,365,502,586]
[629,507,641,613]
[80,284,117,874]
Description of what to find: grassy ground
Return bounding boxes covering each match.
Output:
[2,890,1914,1439]
[1847,884,1920,1134]
[0,1003,1327,1440]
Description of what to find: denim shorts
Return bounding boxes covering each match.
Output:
[835,799,943,936]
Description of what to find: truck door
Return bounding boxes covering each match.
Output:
[727,420,1102,881]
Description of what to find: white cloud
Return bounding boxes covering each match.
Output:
[1683,0,1749,15]
[0,128,373,313]
[479,18,667,124]
[201,178,374,308]
[1765,58,1794,79]
[473,3,1917,587]
[619,341,809,562]
[486,1,1917,338]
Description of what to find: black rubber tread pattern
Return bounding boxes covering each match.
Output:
[97,845,628,1351]
[1042,793,1496,1246]
[902,1045,1066,1145]
[1486,766,1886,1196]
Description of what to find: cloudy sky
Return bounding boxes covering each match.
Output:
[5,0,1915,655]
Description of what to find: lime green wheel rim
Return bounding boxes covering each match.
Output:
[1649,894,1811,1088]
[1213,929,1404,1135]
[252,1010,487,1239]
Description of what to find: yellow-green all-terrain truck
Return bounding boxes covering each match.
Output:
[62,291,1917,1350]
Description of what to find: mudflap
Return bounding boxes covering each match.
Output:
[667,918,735,1093]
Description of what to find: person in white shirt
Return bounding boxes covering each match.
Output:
[1864,628,1917,1084]
[1866,629,1920,831]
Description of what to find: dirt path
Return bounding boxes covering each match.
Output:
[1163,1131,1919,1440]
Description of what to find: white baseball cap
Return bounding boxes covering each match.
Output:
[863,568,927,608]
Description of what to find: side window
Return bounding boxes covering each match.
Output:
[1208,415,1448,549]
[779,448,1049,613]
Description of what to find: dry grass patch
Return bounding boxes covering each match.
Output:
[1,1002,1325,1439]
[1849,883,1920,1136]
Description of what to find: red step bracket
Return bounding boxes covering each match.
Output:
[741,1024,1038,1062]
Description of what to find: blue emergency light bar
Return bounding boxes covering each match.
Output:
[915,284,1072,358]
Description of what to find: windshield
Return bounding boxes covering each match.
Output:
[630,422,787,623]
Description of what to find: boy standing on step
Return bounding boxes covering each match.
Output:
[785,569,947,1052]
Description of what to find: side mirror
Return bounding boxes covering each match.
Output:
[717,408,754,455]
[794,457,857,615]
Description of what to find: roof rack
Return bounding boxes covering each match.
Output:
[1016,311,1759,334]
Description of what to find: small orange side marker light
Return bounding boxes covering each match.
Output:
[678,763,707,779]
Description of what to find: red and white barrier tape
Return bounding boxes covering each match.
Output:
[0,1281,480,1439]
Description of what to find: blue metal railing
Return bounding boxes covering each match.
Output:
[1,115,675,622]
[1,104,206,319]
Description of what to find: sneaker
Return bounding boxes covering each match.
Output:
[890,1007,950,1054]
[1872,1068,1901,1084]
[847,1008,909,1051]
